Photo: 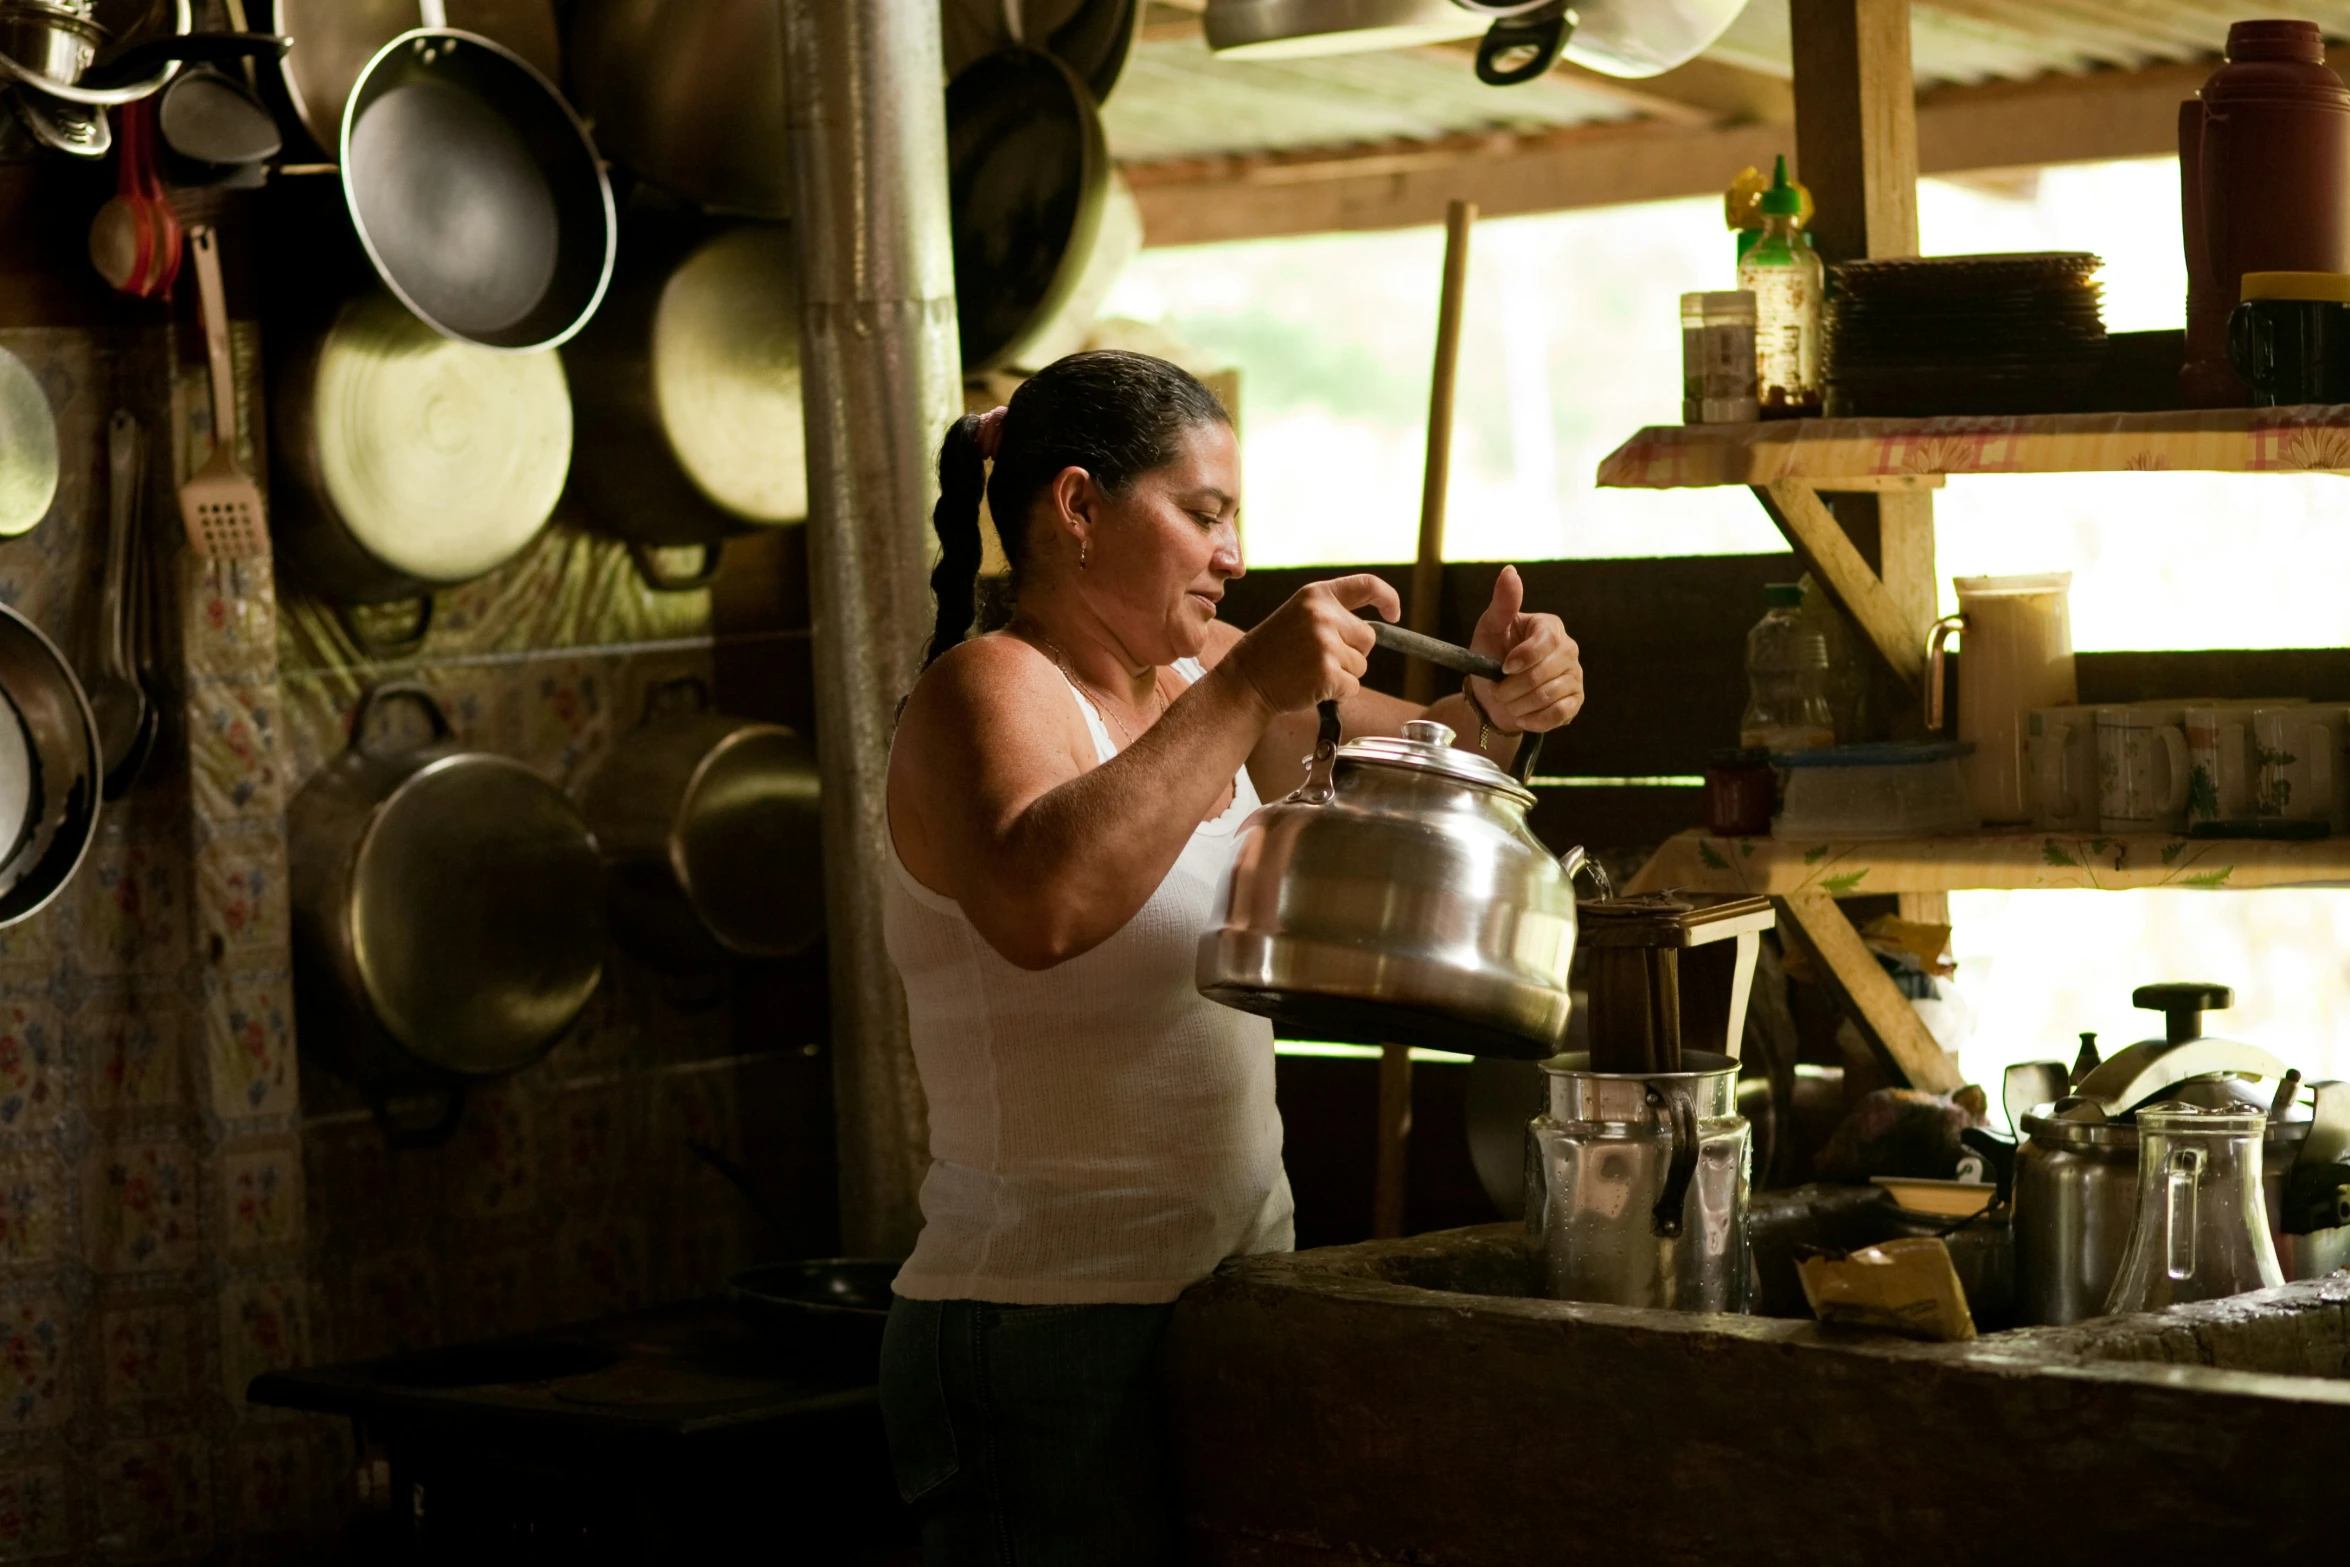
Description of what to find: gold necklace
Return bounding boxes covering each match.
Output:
[1019,621,1164,746]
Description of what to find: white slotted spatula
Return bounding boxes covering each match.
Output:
[179,225,269,559]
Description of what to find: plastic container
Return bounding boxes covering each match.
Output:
[1739,582,1835,755]
[1681,290,1758,424]
[1771,742,1980,841]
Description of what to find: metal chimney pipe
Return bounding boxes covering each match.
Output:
[780,0,961,1255]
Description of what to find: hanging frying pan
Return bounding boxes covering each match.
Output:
[948,47,1114,373]
[943,0,1144,103]
[561,216,806,591]
[566,0,791,220]
[255,0,559,158]
[339,2,613,351]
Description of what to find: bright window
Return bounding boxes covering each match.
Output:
[1112,155,2350,1101]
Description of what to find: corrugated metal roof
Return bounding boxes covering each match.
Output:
[1107,0,2350,163]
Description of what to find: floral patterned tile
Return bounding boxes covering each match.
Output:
[343,1248,441,1359]
[80,1005,185,1122]
[0,1462,72,1559]
[68,842,190,979]
[93,1434,214,1563]
[553,1215,650,1320]
[544,1081,640,1197]
[201,979,296,1123]
[217,1276,309,1407]
[228,1430,329,1539]
[180,554,280,681]
[649,1062,745,1178]
[84,1141,199,1276]
[183,680,287,827]
[0,1000,63,1139]
[96,1301,193,1409]
[443,1087,537,1220]
[441,1244,544,1344]
[220,1138,303,1259]
[0,1298,70,1431]
[0,903,58,986]
[192,833,288,965]
[0,1153,66,1269]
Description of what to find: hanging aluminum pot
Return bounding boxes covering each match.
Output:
[0,599,99,928]
[289,683,604,1145]
[560,218,806,592]
[581,677,822,971]
[1197,624,1605,1059]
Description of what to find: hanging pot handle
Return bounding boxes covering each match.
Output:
[1924,613,1964,731]
[368,1082,468,1150]
[336,596,434,661]
[1476,4,1572,86]
[629,540,723,593]
[1648,1082,1700,1239]
[348,681,453,755]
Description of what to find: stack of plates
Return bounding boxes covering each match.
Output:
[1825,252,2108,417]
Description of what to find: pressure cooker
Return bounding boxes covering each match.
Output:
[2011,982,2350,1325]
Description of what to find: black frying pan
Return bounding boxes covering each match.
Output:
[340,12,613,350]
[947,46,1110,373]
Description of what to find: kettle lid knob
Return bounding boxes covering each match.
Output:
[1401,719,1456,749]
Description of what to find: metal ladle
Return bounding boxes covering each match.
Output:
[94,410,154,798]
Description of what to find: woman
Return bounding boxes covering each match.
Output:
[880,351,1584,1563]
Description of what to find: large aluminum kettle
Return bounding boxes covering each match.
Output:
[1196,624,1605,1059]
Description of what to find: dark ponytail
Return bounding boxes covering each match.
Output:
[925,414,991,667]
[921,350,1231,668]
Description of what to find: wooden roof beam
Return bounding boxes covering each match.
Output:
[1128,53,2209,247]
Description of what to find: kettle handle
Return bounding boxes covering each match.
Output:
[1648,1083,1699,1239]
[1364,618,1549,784]
[1287,700,1343,806]
[1923,614,1964,731]
[1559,845,1614,901]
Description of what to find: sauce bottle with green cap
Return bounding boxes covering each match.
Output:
[1736,155,1824,418]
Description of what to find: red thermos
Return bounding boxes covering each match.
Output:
[2179,20,2350,408]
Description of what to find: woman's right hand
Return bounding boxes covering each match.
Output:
[1223,575,1404,717]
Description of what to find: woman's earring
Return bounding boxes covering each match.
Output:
[1079,537,1089,569]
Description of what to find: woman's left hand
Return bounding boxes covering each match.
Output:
[1466,565,1583,735]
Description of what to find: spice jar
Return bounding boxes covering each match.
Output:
[1704,746,1776,836]
[1681,290,1758,424]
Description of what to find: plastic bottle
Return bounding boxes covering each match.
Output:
[1740,582,1835,754]
[1736,156,1825,418]
[1795,573,1866,743]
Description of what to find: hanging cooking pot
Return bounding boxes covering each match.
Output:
[0,343,57,539]
[944,0,1145,102]
[0,600,100,929]
[948,46,1117,373]
[1198,623,1604,1059]
[566,0,790,219]
[288,683,605,1146]
[271,287,573,652]
[560,218,805,592]
[581,676,823,971]
[340,1,613,351]
[1451,0,1754,85]
[255,0,559,158]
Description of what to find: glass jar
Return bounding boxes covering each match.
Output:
[1680,290,1758,424]
[2103,1101,2285,1316]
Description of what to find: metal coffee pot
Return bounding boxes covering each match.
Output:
[1524,1049,1751,1311]
[1197,624,1606,1060]
[2011,983,2350,1325]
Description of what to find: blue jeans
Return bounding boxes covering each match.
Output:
[880,1296,1179,1566]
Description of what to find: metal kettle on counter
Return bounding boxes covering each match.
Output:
[2009,982,2350,1325]
[1196,622,1607,1060]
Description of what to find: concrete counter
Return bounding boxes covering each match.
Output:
[1167,1224,2350,1565]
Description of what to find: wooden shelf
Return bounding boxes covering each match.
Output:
[1596,407,2350,489]
[1624,828,2350,897]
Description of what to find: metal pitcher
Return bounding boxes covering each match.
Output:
[1525,1049,1750,1312]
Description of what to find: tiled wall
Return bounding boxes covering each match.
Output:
[0,290,835,1556]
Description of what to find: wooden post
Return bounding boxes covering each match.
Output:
[1789,0,1936,717]
[1377,199,1475,1241]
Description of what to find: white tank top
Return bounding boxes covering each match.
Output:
[883,656,1293,1305]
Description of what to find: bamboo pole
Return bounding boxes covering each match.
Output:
[1375,199,1476,1241]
